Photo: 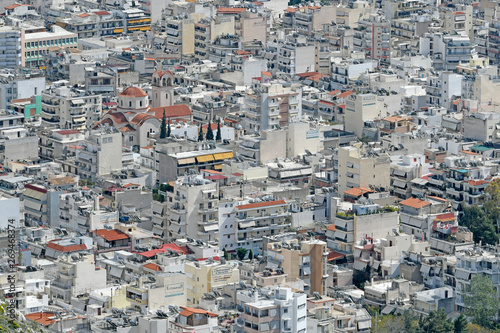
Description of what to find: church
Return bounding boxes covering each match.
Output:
[100,71,192,149]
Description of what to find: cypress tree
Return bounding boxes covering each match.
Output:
[167,118,171,137]
[159,111,167,139]
[206,121,214,140]
[216,119,222,141]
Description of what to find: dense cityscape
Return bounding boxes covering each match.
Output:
[0,0,498,331]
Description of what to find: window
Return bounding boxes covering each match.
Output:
[129,101,132,107]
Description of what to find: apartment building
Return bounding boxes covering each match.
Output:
[442,6,473,41]
[344,93,385,138]
[390,154,424,200]
[335,2,371,28]
[184,259,239,305]
[50,254,106,303]
[194,17,235,59]
[119,8,151,33]
[282,5,336,34]
[353,13,391,66]
[420,32,472,71]
[59,190,118,233]
[22,184,62,227]
[426,71,462,110]
[165,13,204,55]
[41,86,102,130]
[76,127,122,181]
[0,71,45,111]
[21,25,77,67]
[454,247,500,313]
[244,82,302,133]
[331,202,399,256]
[336,144,391,195]
[383,0,428,19]
[56,10,124,38]
[0,26,21,68]
[237,287,307,333]
[232,199,290,255]
[162,176,219,243]
[266,239,329,295]
[0,110,38,163]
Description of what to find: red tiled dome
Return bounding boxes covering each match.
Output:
[119,86,148,98]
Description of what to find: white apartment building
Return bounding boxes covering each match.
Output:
[244,82,302,133]
[420,32,472,71]
[164,176,219,243]
[237,287,307,333]
[40,86,102,130]
[50,254,106,302]
[0,26,22,68]
[76,127,122,182]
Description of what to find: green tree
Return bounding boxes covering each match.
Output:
[454,313,468,333]
[167,118,171,137]
[198,124,204,141]
[421,308,454,333]
[236,248,248,261]
[464,274,498,329]
[206,121,214,140]
[216,119,222,141]
[160,111,167,139]
[460,205,498,245]
[248,249,254,260]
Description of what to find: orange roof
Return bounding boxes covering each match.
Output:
[202,123,218,130]
[123,183,140,188]
[94,10,110,15]
[297,71,319,78]
[344,187,373,197]
[119,86,148,98]
[236,199,286,210]
[217,7,246,14]
[336,91,354,98]
[77,13,91,17]
[328,90,341,96]
[308,5,320,9]
[261,71,272,77]
[46,242,87,252]
[143,262,161,271]
[120,124,136,132]
[93,229,129,241]
[460,150,480,155]
[327,251,344,261]
[149,104,192,119]
[130,113,154,125]
[326,224,336,231]
[399,197,431,209]
[25,312,57,326]
[154,70,173,79]
[466,179,489,186]
[284,7,297,12]
[180,306,218,317]
[5,4,30,9]
[384,115,411,123]
[106,112,128,124]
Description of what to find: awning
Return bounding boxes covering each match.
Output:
[109,266,123,277]
[392,169,407,177]
[239,221,256,228]
[420,265,431,274]
[71,99,85,105]
[435,267,441,275]
[177,157,195,165]
[196,155,214,163]
[455,269,470,280]
[392,179,407,189]
[411,178,428,186]
[204,224,219,232]
[334,231,346,239]
[213,152,234,160]
[357,320,371,330]
[353,260,368,271]
[23,189,44,200]
[214,164,222,170]
[381,305,395,315]
[25,200,42,211]
[353,248,362,258]
[373,260,381,270]
[303,266,311,275]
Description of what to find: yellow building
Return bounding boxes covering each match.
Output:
[185,259,239,305]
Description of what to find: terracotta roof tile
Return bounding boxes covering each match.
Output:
[119,86,148,98]
[149,104,192,119]
[399,197,431,209]
[143,262,161,271]
[180,306,218,317]
[344,187,373,197]
[46,242,87,252]
[25,312,57,326]
[93,229,129,241]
